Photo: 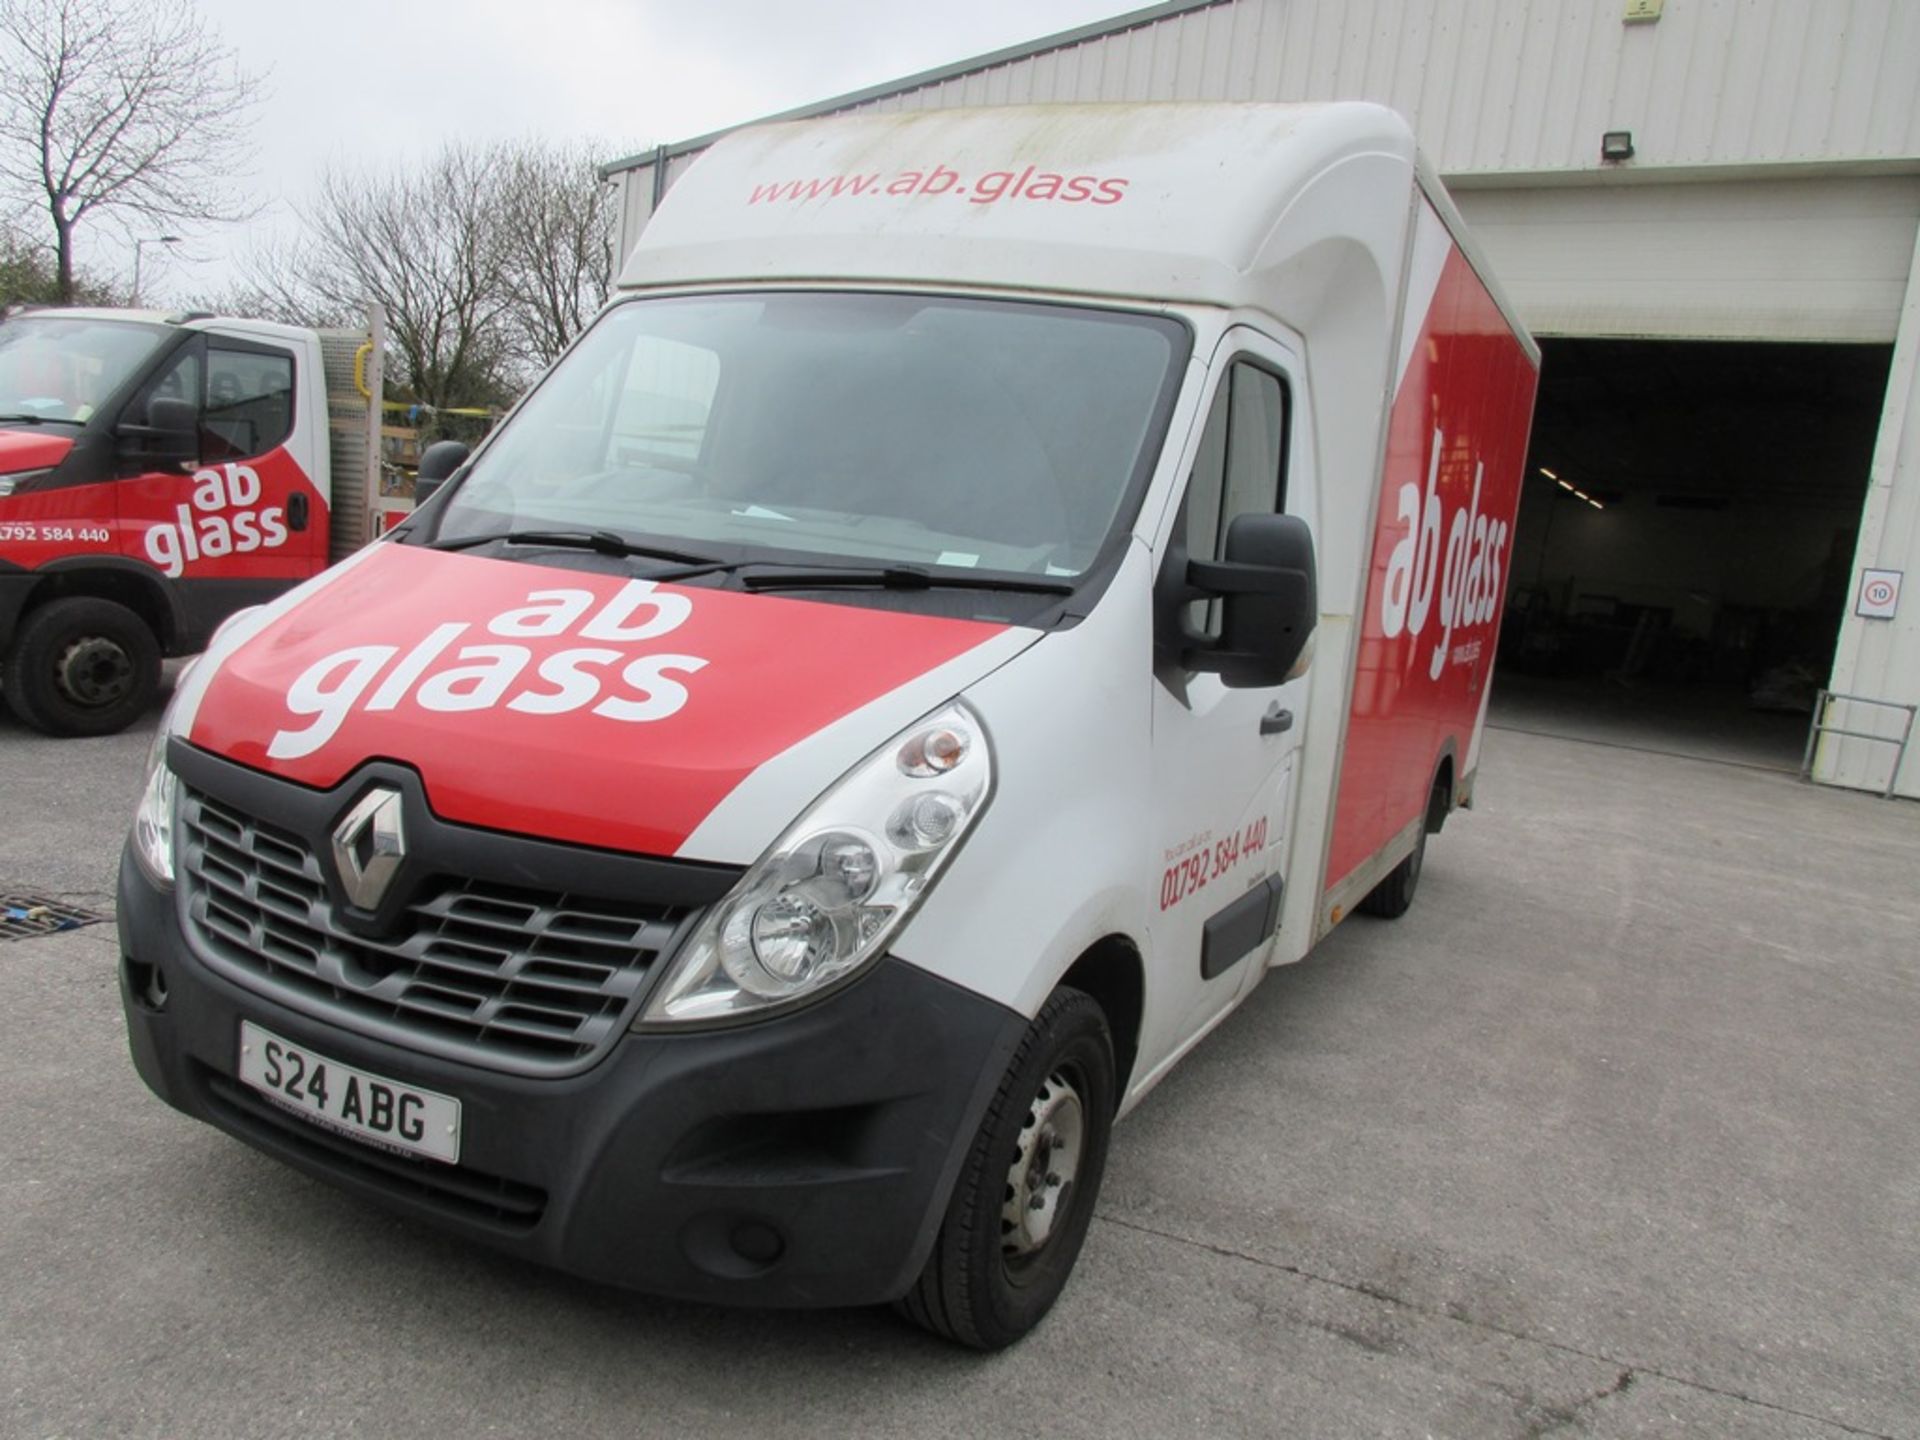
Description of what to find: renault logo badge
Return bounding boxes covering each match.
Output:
[332,787,406,909]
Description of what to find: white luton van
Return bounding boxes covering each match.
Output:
[118,104,1538,1348]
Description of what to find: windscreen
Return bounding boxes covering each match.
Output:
[437,292,1187,578]
[0,315,170,424]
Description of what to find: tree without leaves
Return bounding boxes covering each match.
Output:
[192,239,360,333]
[257,139,622,419]
[294,143,519,418]
[494,141,617,371]
[0,0,264,303]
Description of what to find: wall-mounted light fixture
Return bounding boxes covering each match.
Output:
[1601,131,1635,162]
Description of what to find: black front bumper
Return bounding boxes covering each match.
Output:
[118,846,1025,1308]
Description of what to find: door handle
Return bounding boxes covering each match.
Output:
[1260,704,1293,736]
[288,492,309,532]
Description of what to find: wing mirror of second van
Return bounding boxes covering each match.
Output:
[411,439,471,507]
[116,395,199,465]
[1183,512,1318,688]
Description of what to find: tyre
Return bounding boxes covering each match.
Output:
[1358,772,1450,920]
[1356,822,1425,918]
[895,986,1116,1350]
[2,597,161,737]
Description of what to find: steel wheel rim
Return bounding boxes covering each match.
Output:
[1001,1067,1086,1265]
[55,635,134,708]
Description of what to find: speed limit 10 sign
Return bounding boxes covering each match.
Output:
[1857,568,1902,620]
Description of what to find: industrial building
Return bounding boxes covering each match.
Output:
[604,0,1920,798]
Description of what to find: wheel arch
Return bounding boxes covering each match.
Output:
[1427,740,1459,834]
[1056,934,1145,1107]
[10,559,180,654]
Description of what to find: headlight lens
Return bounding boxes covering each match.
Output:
[640,701,993,1025]
[131,724,180,888]
[0,467,52,497]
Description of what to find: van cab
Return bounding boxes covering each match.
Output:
[117,103,1537,1349]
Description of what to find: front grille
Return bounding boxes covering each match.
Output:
[180,787,688,1073]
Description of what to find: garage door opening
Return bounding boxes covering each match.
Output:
[1494,338,1892,769]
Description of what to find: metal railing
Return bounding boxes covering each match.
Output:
[1801,690,1916,799]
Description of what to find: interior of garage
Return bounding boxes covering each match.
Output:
[1491,338,1893,769]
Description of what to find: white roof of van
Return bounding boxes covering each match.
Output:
[621,102,1421,312]
[14,308,317,347]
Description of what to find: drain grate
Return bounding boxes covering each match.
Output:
[1,894,106,941]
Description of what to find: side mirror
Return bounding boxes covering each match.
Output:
[1184,512,1318,688]
[412,440,471,508]
[116,395,199,465]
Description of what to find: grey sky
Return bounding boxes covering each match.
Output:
[117,0,1140,302]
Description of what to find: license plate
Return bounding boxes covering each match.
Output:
[237,1021,461,1164]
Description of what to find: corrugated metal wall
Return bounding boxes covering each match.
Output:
[856,1,1910,172]
[848,0,1920,174]
[611,0,1920,210]
[1822,218,1920,798]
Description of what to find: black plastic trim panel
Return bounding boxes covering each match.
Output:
[1200,874,1285,980]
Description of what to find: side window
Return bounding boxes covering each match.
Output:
[611,336,720,466]
[202,345,294,461]
[119,346,202,474]
[130,347,202,427]
[1185,361,1289,636]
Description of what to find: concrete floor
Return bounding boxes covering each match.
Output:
[1488,671,1813,773]
[2,692,1916,1438]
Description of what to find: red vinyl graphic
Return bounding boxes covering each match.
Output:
[115,444,326,578]
[0,432,88,559]
[188,543,1008,857]
[1326,244,1539,893]
[0,440,326,580]
[0,428,74,472]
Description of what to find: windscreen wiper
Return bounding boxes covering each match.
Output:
[424,528,721,567]
[732,563,1074,596]
[421,534,1075,594]
[0,412,71,426]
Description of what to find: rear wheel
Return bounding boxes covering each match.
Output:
[1358,772,1449,919]
[895,986,1115,1350]
[1357,823,1426,918]
[2,597,161,737]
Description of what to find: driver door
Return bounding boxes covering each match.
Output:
[1142,330,1315,1064]
[114,335,311,584]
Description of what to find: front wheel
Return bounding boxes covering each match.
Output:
[2,597,161,737]
[895,986,1116,1350]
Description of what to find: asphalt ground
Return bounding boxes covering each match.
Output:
[2,683,1916,1439]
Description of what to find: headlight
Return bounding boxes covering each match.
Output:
[0,467,52,496]
[131,701,185,888]
[640,702,993,1026]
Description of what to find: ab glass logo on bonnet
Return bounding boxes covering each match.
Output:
[270,580,709,760]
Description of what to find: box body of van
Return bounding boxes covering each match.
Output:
[117,104,1538,1347]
